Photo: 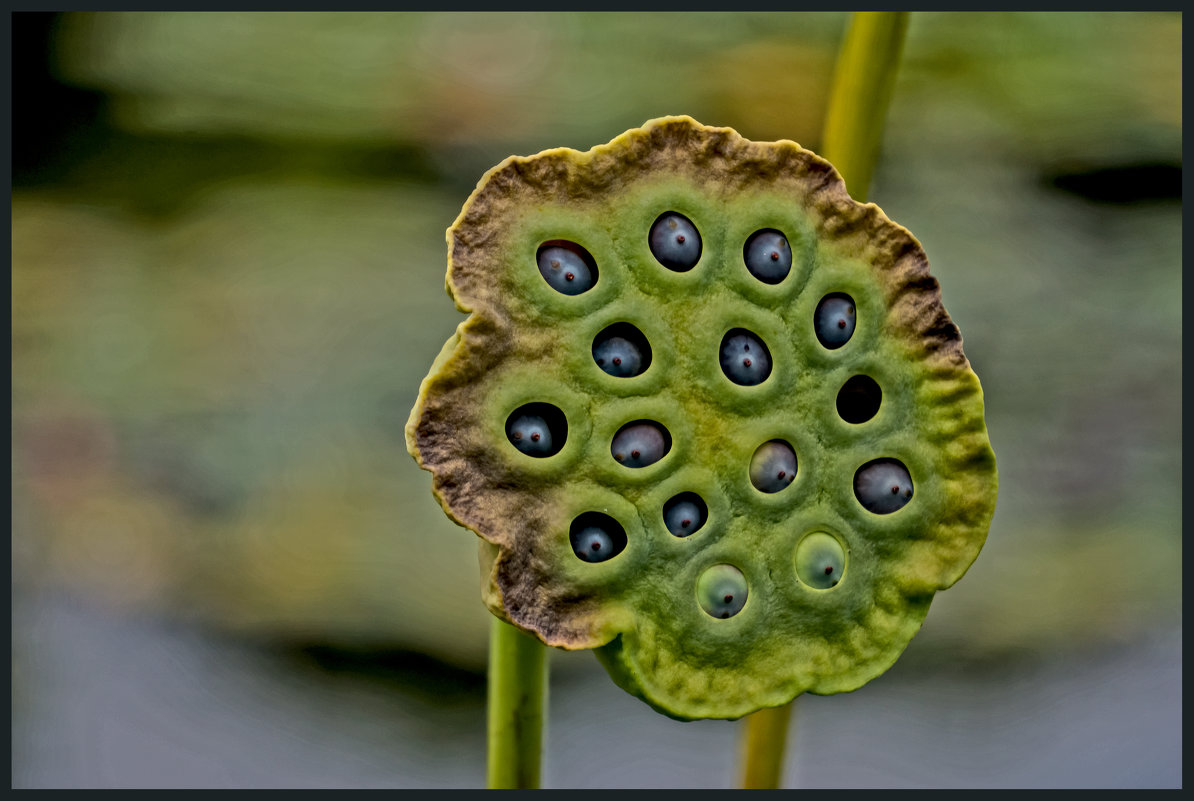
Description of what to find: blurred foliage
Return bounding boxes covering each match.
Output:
[11,12,1181,670]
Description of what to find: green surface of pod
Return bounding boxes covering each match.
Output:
[406,116,997,721]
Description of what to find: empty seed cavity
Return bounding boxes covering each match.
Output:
[836,375,882,424]
[795,532,846,590]
[505,403,567,457]
[611,420,671,468]
[815,293,856,349]
[569,512,627,563]
[663,492,708,538]
[536,241,597,295]
[720,329,772,386]
[697,564,748,619]
[854,458,914,514]
[592,323,652,378]
[743,228,792,284]
[648,212,702,271]
[749,440,797,493]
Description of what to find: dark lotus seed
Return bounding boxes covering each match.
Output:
[649,212,702,271]
[749,440,797,493]
[593,336,643,378]
[814,293,856,349]
[572,526,616,562]
[611,422,669,468]
[696,564,748,619]
[720,330,772,386]
[663,497,706,537]
[505,403,566,457]
[508,414,552,455]
[569,512,627,563]
[854,459,914,514]
[836,374,882,424]
[537,245,593,295]
[743,229,792,284]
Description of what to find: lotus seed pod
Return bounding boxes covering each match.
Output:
[719,330,772,386]
[815,293,856,349]
[749,440,797,493]
[537,243,595,295]
[743,229,792,284]
[648,212,702,271]
[407,116,998,721]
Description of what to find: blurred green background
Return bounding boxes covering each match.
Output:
[11,11,1181,788]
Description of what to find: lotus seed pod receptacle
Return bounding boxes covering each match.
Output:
[407,116,997,721]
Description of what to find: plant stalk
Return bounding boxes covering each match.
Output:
[736,12,910,790]
[487,616,548,789]
[738,701,794,789]
[820,11,911,202]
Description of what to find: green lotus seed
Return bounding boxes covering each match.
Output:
[795,532,846,590]
[696,564,748,619]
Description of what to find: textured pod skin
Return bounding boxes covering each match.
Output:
[406,116,997,721]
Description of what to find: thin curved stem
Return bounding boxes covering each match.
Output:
[820,11,911,202]
[486,617,548,789]
[736,12,910,790]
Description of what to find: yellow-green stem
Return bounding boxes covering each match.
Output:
[820,11,911,202]
[738,701,794,789]
[736,12,910,790]
[487,617,548,789]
